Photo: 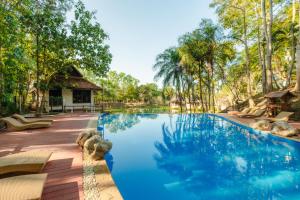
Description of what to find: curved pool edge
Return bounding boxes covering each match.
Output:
[214,113,300,144]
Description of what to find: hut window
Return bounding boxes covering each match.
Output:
[73,90,91,103]
[49,88,62,106]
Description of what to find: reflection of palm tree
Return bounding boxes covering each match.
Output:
[154,114,300,199]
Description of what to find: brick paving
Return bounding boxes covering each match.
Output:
[0,113,96,200]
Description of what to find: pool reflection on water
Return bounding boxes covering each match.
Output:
[103,114,300,200]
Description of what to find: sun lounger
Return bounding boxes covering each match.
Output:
[238,109,265,118]
[228,107,251,115]
[0,117,51,131]
[12,114,53,124]
[234,107,257,116]
[256,112,294,122]
[0,150,52,176]
[0,173,47,200]
[256,99,267,107]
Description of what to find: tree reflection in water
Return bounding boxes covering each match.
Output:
[154,114,300,199]
[103,113,158,133]
[103,113,159,172]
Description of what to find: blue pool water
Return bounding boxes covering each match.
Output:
[101,114,300,200]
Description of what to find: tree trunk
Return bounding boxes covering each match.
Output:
[191,83,196,112]
[288,28,296,87]
[262,0,273,93]
[267,0,273,91]
[287,0,296,87]
[294,0,300,91]
[17,80,22,113]
[198,65,205,112]
[207,65,211,111]
[0,45,3,113]
[40,91,46,113]
[207,51,216,113]
[255,3,267,94]
[242,8,255,107]
[187,83,192,112]
[181,83,185,111]
[36,32,40,115]
[39,45,49,114]
[177,82,183,113]
[258,28,267,93]
[205,89,209,112]
[22,74,31,112]
[295,42,300,91]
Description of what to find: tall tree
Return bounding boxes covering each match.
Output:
[262,0,273,92]
[179,20,235,112]
[69,1,112,77]
[255,2,267,93]
[211,1,255,106]
[286,0,297,87]
[0,0,33,114]
[295,0,300,91]
[153,47,184,112]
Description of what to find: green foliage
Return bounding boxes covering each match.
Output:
[162,86,175,103]
[138,83,161,104]
[70,1,112,77]
[154,0,296,111]
[154,19,235,112]
[1,0,297,114]
[92,70,161,104]
[0,0,111,115]
[154,47,182,88]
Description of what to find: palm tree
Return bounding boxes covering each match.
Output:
[179,19,235,112]
[197,19,225,112]
[153,47,184,112]
[179,32,208,112]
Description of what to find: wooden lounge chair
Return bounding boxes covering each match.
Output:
[228,107,251,116]
[0,117,51,131]
[256,99,267,107]
[238,109,265,118]
[0,150,52,176]
[12,114,53,124]
[0,173,47,200]
[256,112,294,122]
[235,107,258,116]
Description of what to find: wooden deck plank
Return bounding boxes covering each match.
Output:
[0,113,96,200]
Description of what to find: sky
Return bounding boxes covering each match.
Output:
[81,0,216,85]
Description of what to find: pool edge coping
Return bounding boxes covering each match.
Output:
[84,115,124,200]
[213,113,300,144]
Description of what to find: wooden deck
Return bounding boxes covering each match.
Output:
[0,113,96,200]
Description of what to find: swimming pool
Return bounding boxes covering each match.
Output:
[102,114,300,200]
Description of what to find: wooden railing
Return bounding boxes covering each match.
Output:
[64,105,104,112]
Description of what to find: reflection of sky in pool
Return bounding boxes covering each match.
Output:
[103,114,300,200]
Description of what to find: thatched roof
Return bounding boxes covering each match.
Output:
[60,76,102,90]
[50,66,102,90]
